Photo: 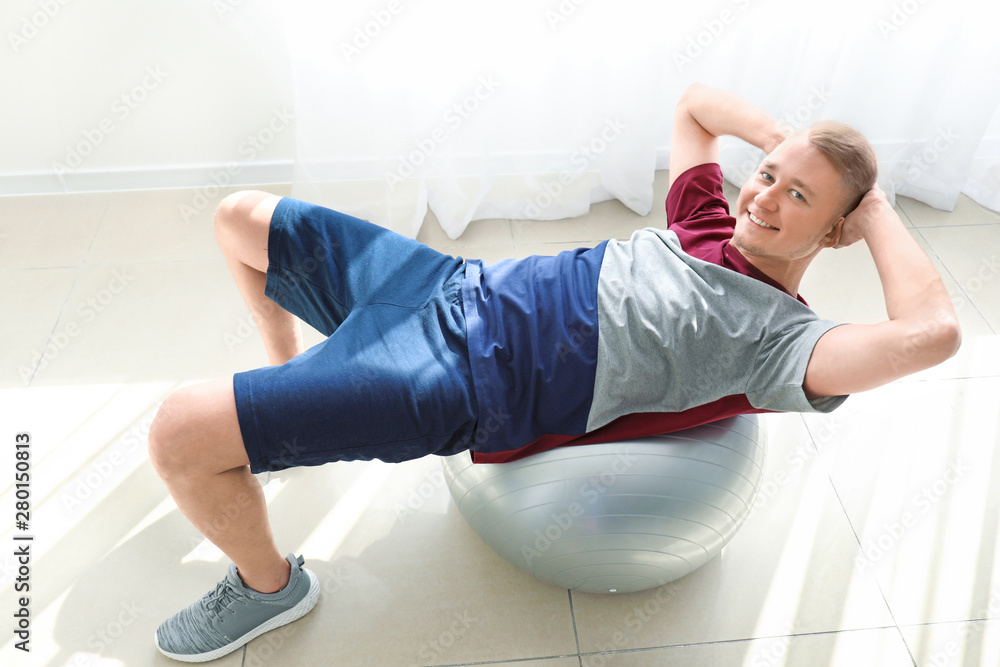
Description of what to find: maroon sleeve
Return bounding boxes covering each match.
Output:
[665,163,736,262]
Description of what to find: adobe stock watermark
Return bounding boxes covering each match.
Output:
[524,116,628,218]
[545,0,589,30]
[59,433,146,513]
[8,0,73,54]
[384,74,502,191]
[178,107,293,223]
[728,84,833,186]
[340,0,410,63]
[924,589,1000,666]
[673,0,753,73]
[747,416,841,520]
[855,459,971,571]
[17,268,135,385]
[555,323,597,365]
[949,254,1000,315]
[466,405,512,453]
[393,468,446,524]
[244,623,297,667]
[520,448,638,566]
[52,65,169,188]
[878,0,930,39]
[890,127,959,193]
[85,601,145,654]
[582,583,682,666]
[887,308,961,373]
[223,250,330,353]
[747,621,799,667]
[213,0,249,20]
[413,610,478,666]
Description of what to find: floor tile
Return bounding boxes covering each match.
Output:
[0,192,109,269]
[9,182,1000,666]
[1,267,77,387]
[910,230,996,338]
[901,619,1000,667]
[900,334,1000,383]
[27,260,271,386]
[804,377,1000,627]
[797,238,887,324]
[918,224,1000,333]
[486,659,580,667]
[799,226,995,338]
[511,198,654,246]
[898,193,1000,228]
[571,413,894,652]
[248,456,579,666]
[86,188,225,264]
[0,448,243,665]
[579,627,913,667]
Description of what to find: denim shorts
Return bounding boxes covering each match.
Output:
[232,197,478,473]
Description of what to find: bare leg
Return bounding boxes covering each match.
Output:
[214,190,303,366]
[149,379,291,593]
[149,191,306,592]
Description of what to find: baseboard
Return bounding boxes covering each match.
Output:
[0,160,296,196]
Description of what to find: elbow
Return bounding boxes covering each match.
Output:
[908,314,962,370]
[937,317,962,362]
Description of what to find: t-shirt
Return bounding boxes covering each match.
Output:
[460,162,847,463]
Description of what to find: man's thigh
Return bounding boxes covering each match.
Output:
[232,300,477,474]
[264,197,464,337]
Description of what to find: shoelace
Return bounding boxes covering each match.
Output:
[203,580,246,624]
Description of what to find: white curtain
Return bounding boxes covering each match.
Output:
[277,0,1000,239]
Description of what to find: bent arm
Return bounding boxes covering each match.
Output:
[669,83,789,189]
[804,190,961,397]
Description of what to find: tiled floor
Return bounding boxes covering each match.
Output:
[0,172,998,666]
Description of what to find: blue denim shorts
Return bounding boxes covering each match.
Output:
[232,197,478,473]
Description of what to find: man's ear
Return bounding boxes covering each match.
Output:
[824,216,847,248]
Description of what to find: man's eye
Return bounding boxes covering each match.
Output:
[792,190,805,201]
[759,172,774,182]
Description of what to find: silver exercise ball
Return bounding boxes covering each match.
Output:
[442,414,766,594]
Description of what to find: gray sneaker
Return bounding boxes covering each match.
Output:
[155,553,319,663]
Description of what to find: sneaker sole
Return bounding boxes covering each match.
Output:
[155,568,320,663]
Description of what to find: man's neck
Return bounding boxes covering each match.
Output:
[731,245,813,298]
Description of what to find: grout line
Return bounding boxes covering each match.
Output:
[568,590,582,659]
[911,226,997,336]
[21,267,81,389]
[907,222,1000,229]
[81,197,112,265]
[825,474,918,666]
[435,653,582,666]
[577,625,906,662]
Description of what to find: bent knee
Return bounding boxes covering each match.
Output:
[148,381,250,480]
[147,390,194,480]
[214,190,282,271]
[213,190,272,238]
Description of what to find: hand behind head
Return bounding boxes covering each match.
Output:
[834,183,889,249]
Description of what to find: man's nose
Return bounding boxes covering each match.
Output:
[755,188,778,211]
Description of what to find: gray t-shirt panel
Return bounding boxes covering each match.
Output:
[587,227,847,432]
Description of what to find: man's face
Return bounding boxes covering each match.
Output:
[732,135,847,262]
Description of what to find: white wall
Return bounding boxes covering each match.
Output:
[0,0,294,195]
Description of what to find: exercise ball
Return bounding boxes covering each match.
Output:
[442,414,766,594]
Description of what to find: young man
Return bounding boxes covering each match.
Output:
[148,83,961,661]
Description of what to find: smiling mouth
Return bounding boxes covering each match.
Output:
[748,211,778,230]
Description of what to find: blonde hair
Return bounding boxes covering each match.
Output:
[793,120,878,217]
